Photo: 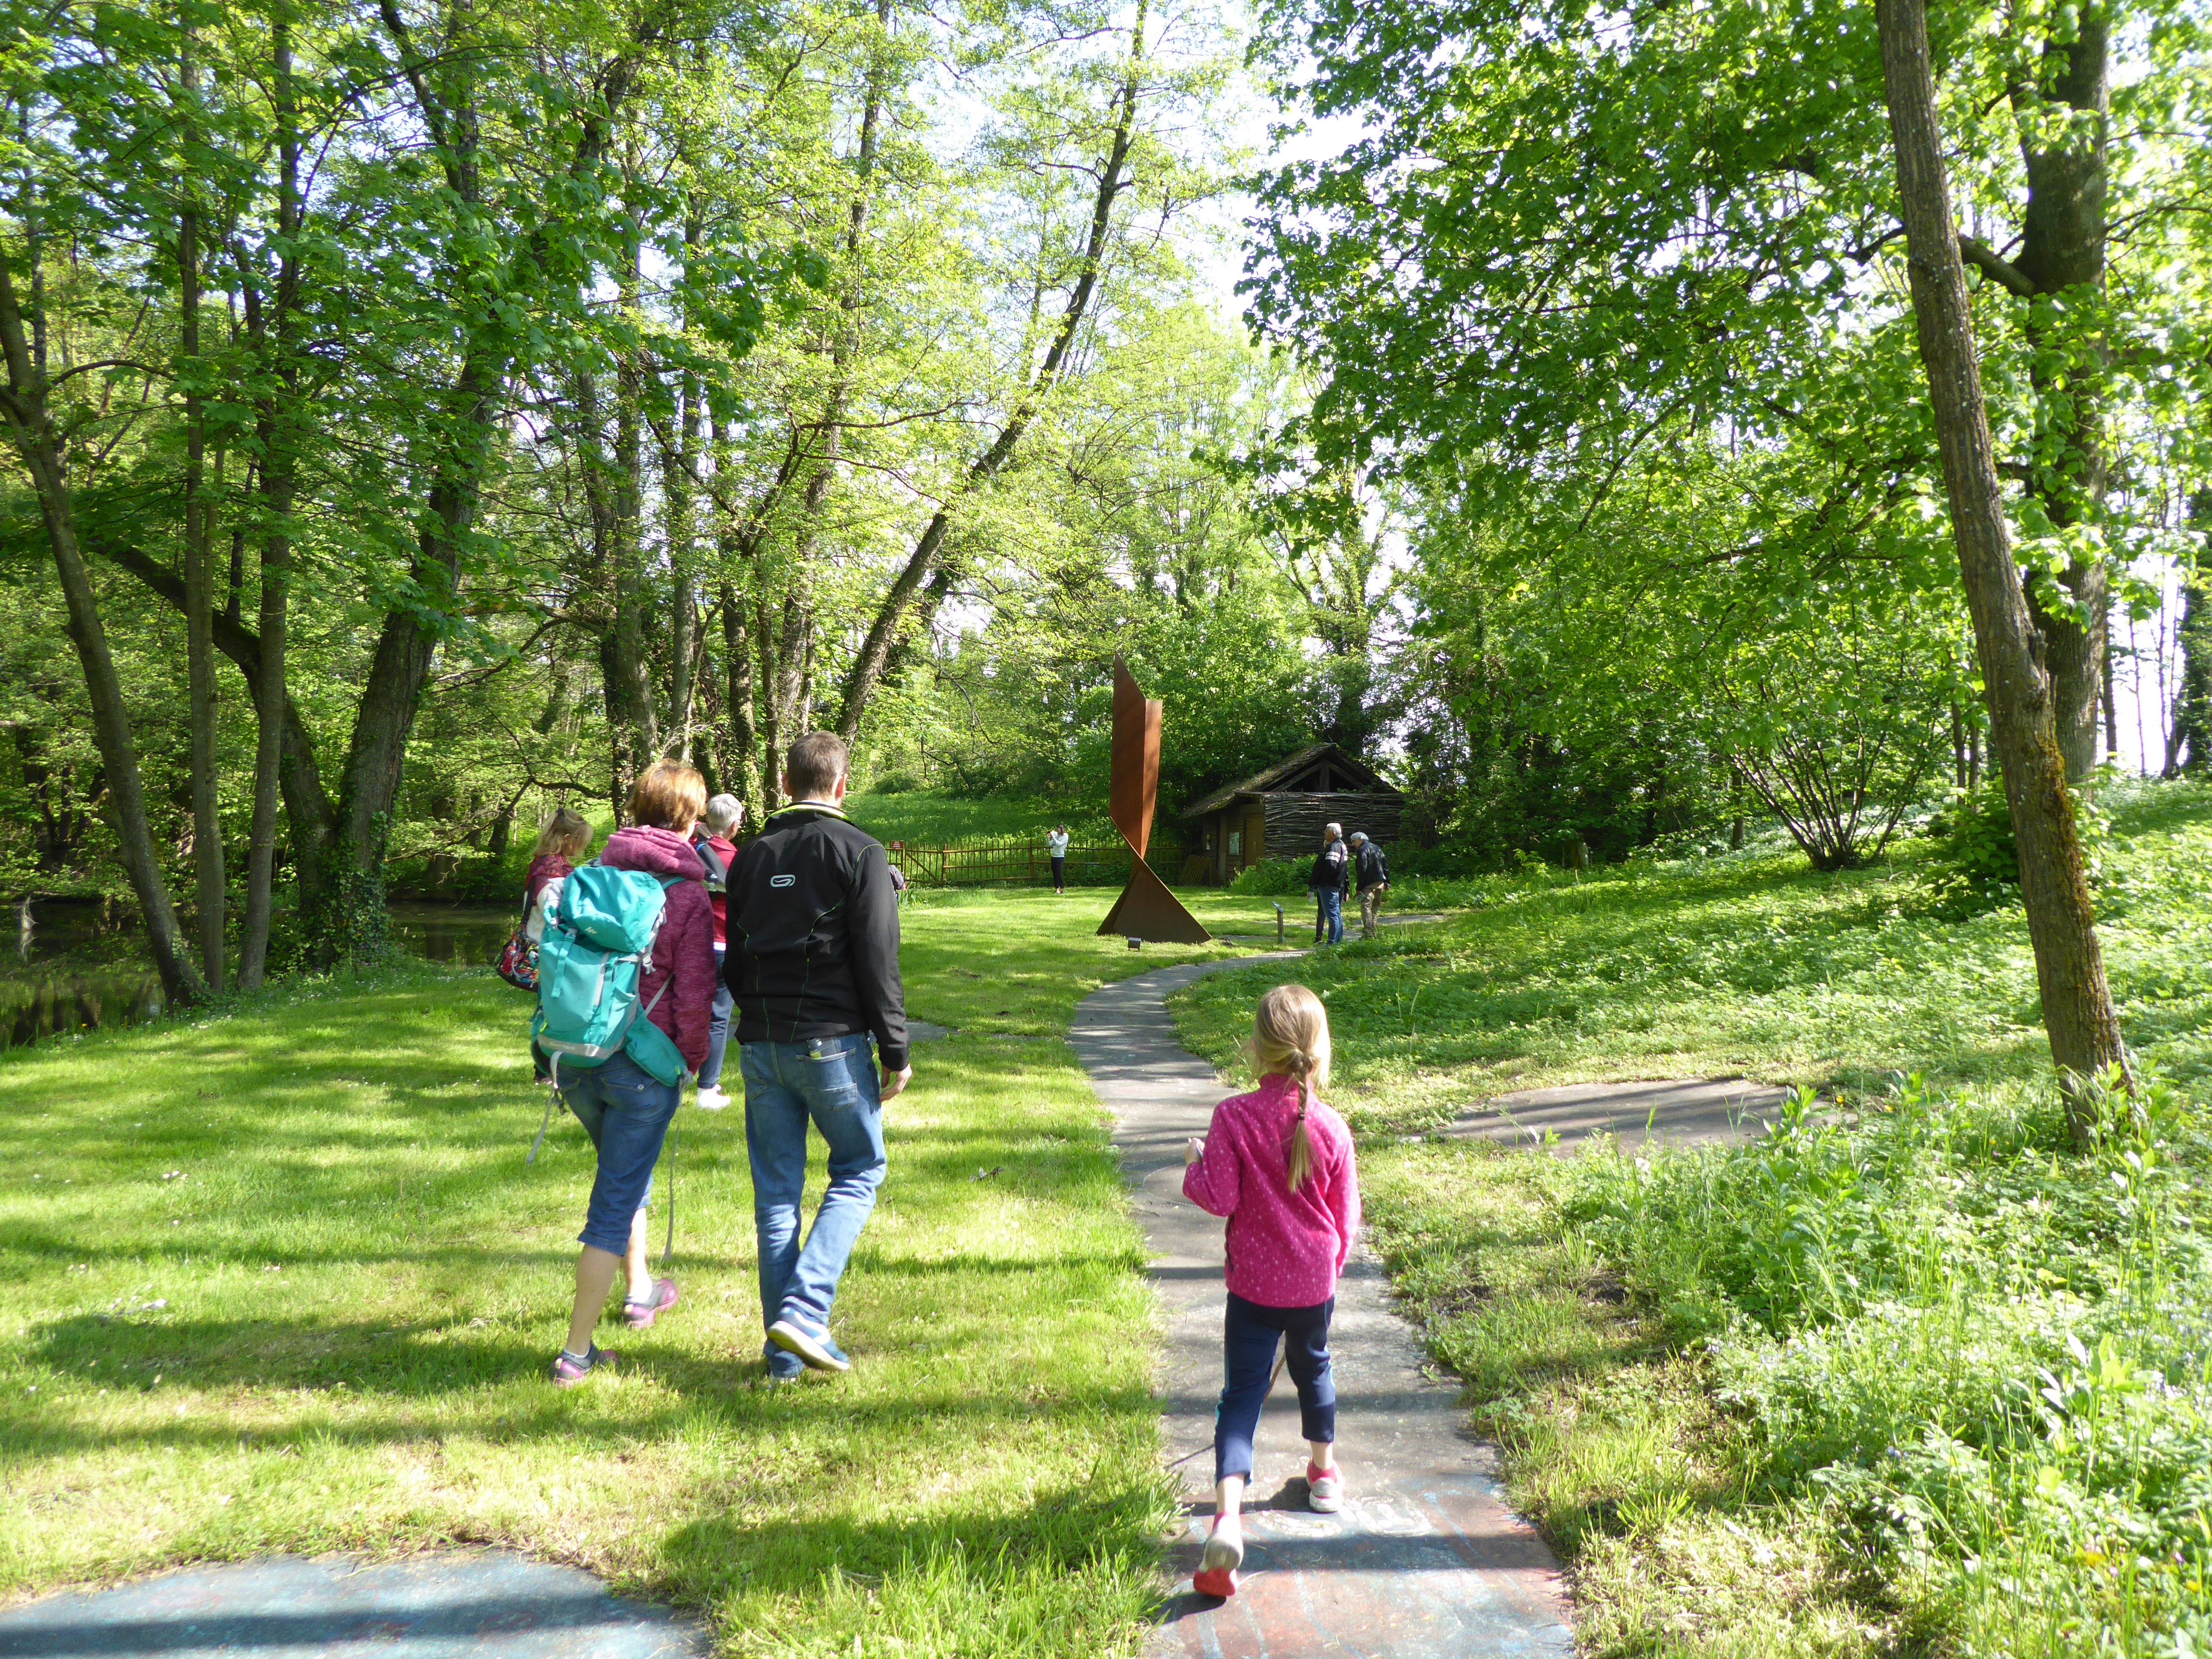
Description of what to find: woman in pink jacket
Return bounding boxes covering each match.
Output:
[548,761,719,1386]
[1181,982,1361,1598]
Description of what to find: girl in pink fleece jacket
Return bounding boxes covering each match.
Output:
[1181,983,1361,1599]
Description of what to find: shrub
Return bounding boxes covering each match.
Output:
[1228,858,1312,895]
[1920,777,2113,919]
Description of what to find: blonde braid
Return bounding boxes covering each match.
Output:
[1251,985,1331,1195]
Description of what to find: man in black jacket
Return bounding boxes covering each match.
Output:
[725,731,910,1378]
[1350,830,1390,939]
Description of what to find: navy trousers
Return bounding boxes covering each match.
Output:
[1214,1292,1336,1484]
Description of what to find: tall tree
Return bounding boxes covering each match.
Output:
[832,0,1153,739]
[177,7,225,992]
[0,256,206,1007]
[238,0,302,989]
[1877,0,2127,1129]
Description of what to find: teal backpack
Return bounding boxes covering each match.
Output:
[526,863,692,1162]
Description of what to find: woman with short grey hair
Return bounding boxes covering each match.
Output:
[693,794,744,1108]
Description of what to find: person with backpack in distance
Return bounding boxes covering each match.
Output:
[1181,983,1361,1600]
[1308,822,1351,946]
[693,794,743,1111]
[514,808,592,1084]
[1045,824,1071,895]
[539,761,717,1385]
[726,731,910,1380]
[1349,830,1390,941]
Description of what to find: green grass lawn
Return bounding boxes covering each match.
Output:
[1174,780,2212,1132]
[1169,780,2212,1658]
[0,888,1282,1652]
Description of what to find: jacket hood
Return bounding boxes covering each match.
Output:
[599,825,707,880]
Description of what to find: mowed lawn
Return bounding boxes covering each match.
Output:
[1173,783,2212,1131]
[0,887,1276,1655]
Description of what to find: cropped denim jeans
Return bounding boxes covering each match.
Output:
[558,1048,680,1254]
[742,1032,886,1338]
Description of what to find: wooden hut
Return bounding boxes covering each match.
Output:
[1178,743,1405,885]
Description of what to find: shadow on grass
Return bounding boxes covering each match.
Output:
[4,1339,1158,1463]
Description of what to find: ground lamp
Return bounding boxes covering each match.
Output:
[1097,655,1211,946]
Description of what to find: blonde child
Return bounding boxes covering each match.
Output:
[1181,983,1361,1598]
[523,809,593,1084]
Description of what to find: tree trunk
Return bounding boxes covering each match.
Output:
[2172,565,2211,774]
[0,260,205,1008]
[239,3,300,990]
[2010,11,2110,783]
[719,578,759,820]
[578,360,656,811]
[179,23,225,992]
[2100,599,2118,764]
[331,0,662,955]
[1878,0,2127,1134]
[92,539,333,909]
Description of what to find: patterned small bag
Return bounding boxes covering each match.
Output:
[495,927,539,991]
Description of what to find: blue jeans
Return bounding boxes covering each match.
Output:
[743,1033,886,1335]
[1215,1292,1336,1484]
[700,947,733,1089]
[558,1049,680,1254]
[1318,887,1345,945]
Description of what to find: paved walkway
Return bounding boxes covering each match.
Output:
[1072,957,1576,1659]
[0,1552,706,1658]
[1450,1077,1789,1151]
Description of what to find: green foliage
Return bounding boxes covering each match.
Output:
[1921,776,2118,920]
[1946,778,2025,884]
[1226,857,1310,895]
[1554,1071,2212,1653]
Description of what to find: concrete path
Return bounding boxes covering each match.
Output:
[1450,1077,1789,1151]
[0,1552,706,1658]
[1072,958,1575,1659]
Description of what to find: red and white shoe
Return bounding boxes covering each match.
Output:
[1308,1461,1343,1513]
[1194,1516,1243,1598]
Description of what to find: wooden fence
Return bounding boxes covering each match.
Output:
[883,838,1181,889]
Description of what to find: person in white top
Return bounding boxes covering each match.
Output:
[1045,825,1072,895]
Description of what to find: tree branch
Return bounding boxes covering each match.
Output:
[1959,235,2036,297]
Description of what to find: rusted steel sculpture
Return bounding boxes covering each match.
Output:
[1098,655,1211,944]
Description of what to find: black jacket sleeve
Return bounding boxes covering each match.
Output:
[848,838,909,1071]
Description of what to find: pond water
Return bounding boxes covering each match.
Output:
[387,904,515,966]
[0,899,518,1050]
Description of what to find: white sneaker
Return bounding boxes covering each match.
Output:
[695,1086,731,1111]
[1308,1462,1343,1513]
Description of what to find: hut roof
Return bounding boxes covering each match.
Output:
[1180,743,1398,819]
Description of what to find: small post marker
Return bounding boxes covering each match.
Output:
[1274,903,1284,945]
[1127,936,1143,951]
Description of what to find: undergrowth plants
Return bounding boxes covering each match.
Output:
[1556,1071,2212,1652]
